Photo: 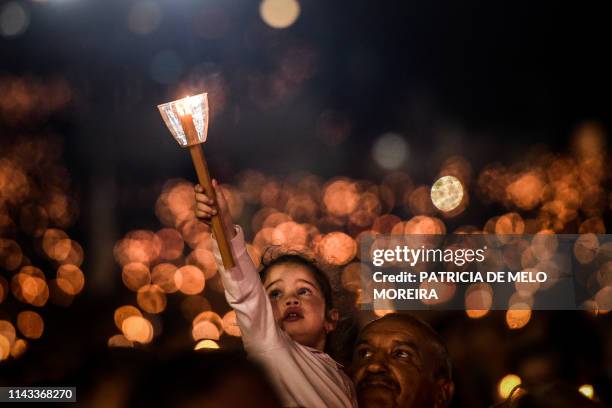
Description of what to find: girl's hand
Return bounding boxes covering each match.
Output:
[194,180,236,239]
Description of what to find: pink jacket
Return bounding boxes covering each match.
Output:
[213,226,358,408]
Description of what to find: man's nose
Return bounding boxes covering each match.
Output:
[365,352,389,374]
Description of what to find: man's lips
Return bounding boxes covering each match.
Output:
[358,376,400,393]
[283,307,304,322]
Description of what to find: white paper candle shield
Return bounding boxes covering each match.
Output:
[157,93,209,147]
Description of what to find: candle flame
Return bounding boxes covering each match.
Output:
[176,95,192,116]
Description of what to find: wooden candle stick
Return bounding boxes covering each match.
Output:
[178,109,235,269]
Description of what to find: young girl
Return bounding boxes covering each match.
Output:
[195,182,357,408]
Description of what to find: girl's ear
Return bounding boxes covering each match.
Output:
[324,308,340,333]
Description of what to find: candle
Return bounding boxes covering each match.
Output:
[157,93,235,269]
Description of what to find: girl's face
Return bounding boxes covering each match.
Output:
[264,262,337,351]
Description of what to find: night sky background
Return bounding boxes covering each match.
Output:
[1,0,611,406]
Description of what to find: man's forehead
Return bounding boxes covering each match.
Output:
[359,318,426,344]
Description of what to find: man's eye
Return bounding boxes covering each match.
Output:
[358,349,373,359]
[268,289,282,299]
[393,349,411,359]
[297,287,312,296]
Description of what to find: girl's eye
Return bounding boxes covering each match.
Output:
[297,287,312,296]
[268,289,282,300]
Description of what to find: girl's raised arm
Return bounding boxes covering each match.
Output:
[196,182,287,353]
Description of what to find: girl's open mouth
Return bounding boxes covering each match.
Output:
[283,307,304,322]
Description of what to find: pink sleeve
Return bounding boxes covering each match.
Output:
[213,226,287,353]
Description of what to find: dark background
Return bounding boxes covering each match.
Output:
[1,1,610,406]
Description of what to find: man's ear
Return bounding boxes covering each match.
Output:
[324,308,339,333]
[433,379,454,408]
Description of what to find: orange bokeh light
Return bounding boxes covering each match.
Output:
[505,304,532,329]
[166,181,197,226]
[222,310,241,337]
[107,334,134,348]
[317,232,357,265]
[121,315,153,344]
[341,262,364,292]
[156,228,184,260]
[177,265,206,295]
[10,338,27,358]
[136,284,167,314]
[17,311,44,339]
[42,228,68,260]
[114,230,161,266]
[323,179,359,217]
[263,212,292,229]
[506,172,545,210]
[286,193,318,224]
[21,276,48,307]
[122,262,151,292]
[574,234,599,264]
[495,212,525,235]
[579,217,605,234]
[530,230,558,261]
[56,264,85,295]
[114,305,142,331]
[180,219,212,249]
[406,185,437,216]
[0,321,16,346]
[438,156,472,186]
[0,238,23,271]
[272,221,309,247]
[259,180,287,209]
[193,311,224,334]
[0,335,9,361]
[404,216,446,235]
[11,267,48,306]
[465,283,493,319]
[192,320,220,341]
[253,227,275,252]
[186,248,218,280]
[151,263,181,293]
[597,263,612,287]
[594,286,612,313]
[0,276,7,304]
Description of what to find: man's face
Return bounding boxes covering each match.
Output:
[351,317,447,408]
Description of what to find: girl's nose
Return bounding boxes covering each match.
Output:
[285,296,300,306]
